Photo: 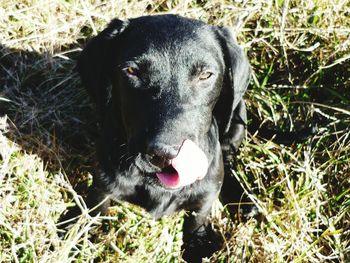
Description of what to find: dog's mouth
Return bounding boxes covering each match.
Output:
[156,166,180,189]
[155,139,209,189]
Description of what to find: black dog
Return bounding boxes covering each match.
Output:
[76,14,250,262]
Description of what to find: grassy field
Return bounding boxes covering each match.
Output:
[0,0,349,262]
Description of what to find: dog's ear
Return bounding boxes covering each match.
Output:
[214,26,251,137]
[77,19,129,120]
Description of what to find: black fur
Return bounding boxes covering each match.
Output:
[76,15,250,262]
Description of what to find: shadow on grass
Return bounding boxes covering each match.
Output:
[0,43,97,194]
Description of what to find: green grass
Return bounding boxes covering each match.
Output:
[1,0,349,262]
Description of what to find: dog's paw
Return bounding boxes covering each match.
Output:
[182,225,223,263]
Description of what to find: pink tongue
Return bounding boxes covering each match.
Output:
[156,139,208,189]
[156,172,180,188]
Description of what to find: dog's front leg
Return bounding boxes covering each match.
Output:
[85,180,111,216]
[182,193,223,263]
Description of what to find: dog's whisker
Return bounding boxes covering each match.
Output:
[118,153,128,170]
[119,153,128,161]
[125,154,135,164]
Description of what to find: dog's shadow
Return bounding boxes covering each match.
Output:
[0,43,97,194]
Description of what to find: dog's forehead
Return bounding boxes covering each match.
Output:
[127,15,212,40]
[118,15,222,64]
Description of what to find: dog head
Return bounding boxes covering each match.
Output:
[77,15,250,188]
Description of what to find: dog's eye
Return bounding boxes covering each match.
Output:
[198,71,213,80]
[126,66,137,76]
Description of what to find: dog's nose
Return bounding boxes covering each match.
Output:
[147,142,179,168]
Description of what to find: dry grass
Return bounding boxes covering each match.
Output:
[0,0,349,262]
